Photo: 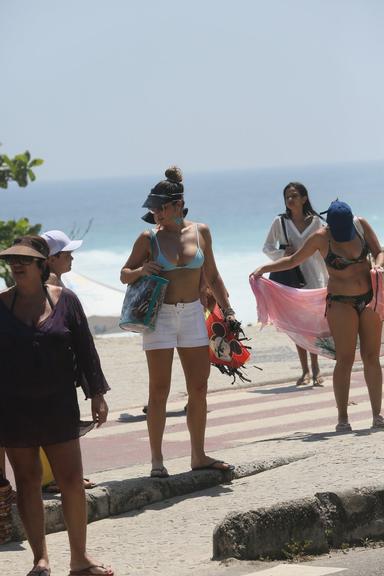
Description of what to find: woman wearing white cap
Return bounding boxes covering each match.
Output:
[40,230,96,494]
[251,200,384,433]
[41,230,83,287]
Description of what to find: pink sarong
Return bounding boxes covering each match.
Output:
[249,269,384,360]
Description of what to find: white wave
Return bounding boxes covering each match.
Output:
[71,248,268,323]
[1,249,268,323]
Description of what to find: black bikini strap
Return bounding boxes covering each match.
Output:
[10,286,54,314]
[279,216,289,245]
[43,285,54,310]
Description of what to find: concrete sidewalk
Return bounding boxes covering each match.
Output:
[4,404,384,575]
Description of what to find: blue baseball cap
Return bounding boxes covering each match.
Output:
[326,200,356,242]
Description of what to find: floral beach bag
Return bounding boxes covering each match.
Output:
[119,274,169,333]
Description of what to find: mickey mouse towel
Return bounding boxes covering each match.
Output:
[206,304,251,383]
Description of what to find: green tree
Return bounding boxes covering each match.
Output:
[0,149,44,286]
[0,150,43,188]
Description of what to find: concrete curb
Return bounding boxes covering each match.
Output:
[212,485,384,560]
[10,454,310,542]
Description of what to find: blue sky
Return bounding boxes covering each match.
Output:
[1,0,383,180]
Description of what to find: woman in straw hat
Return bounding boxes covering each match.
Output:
[121,166,236,478]
[0,236,113,576]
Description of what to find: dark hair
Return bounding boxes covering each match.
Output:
[36,259,50,283]
[28,235,50,282]
[13,234,50,258]
[151,166,184,199]
[282,182,320,219]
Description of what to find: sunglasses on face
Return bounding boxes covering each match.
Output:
[3,256,38,265]
[149,201,177,215]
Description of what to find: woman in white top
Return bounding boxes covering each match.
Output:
[263,182,328,386]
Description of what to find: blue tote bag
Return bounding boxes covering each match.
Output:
[119,274,169,333]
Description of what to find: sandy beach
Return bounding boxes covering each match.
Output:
[91,322,346,416]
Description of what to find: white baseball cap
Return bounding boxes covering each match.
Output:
[41,230,83,256]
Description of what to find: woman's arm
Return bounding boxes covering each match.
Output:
[251,230,325,278]
[358,217,384,268]
[200,224,235,319]
[120,232,162,284]
[263,217,286,260]
[66,291,110,397]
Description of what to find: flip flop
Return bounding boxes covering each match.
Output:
[150,467,169,478]
[43,478,96,494]
[69,564,113,576]
[192,459,235,472]
[371,415,384,430]
[312,375,325,387]
[296,374,311,386]
[26,568,51,576]
[335,422,352,433]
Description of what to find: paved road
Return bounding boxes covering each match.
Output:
[79,370,373,474]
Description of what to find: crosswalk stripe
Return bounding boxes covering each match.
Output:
[91,376,366,422]
[90,397,373,441]
[161,400,373,442]
[231,416,378,445]
[93,382,369,439]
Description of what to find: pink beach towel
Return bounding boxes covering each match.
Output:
[249,269,384,360]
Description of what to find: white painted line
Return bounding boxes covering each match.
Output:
[230,415,376,445]
[244,563,345,575]
[162,400,373,442]
[104,378,365,421]
[92,383,369,439]
[207,384,364,420]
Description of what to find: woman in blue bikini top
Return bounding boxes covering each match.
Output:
[120,166,236,476]
[150,223,204,272]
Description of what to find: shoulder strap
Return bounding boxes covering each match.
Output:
[195,223,201,249]
[149,229,159,259]
[43,285,54,310]
[353,216,364,239]
[279,216,289,245]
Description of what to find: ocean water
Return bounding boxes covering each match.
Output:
[1,161,383,322]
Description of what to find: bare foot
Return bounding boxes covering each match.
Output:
[191,457,234,471]
[296,372,311,386]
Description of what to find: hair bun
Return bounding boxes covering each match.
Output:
[165,166,183,184]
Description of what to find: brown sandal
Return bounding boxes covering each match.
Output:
[69,565,113,575]
[43,478,96,494]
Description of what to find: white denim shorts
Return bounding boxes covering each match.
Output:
[142,300,209,350]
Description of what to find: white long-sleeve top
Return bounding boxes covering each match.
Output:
[263,215,329,289]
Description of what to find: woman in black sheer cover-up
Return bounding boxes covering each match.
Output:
[0,236,113,576]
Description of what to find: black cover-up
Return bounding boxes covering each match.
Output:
[0,288,110,448]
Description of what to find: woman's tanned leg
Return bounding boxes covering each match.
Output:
[295,345,310,385]
[145,349,174,471]
[6,446,49,571]
[178,345,232,470]
[178,346,210,467]
[326,302,359,424]
[359,308,383,419]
